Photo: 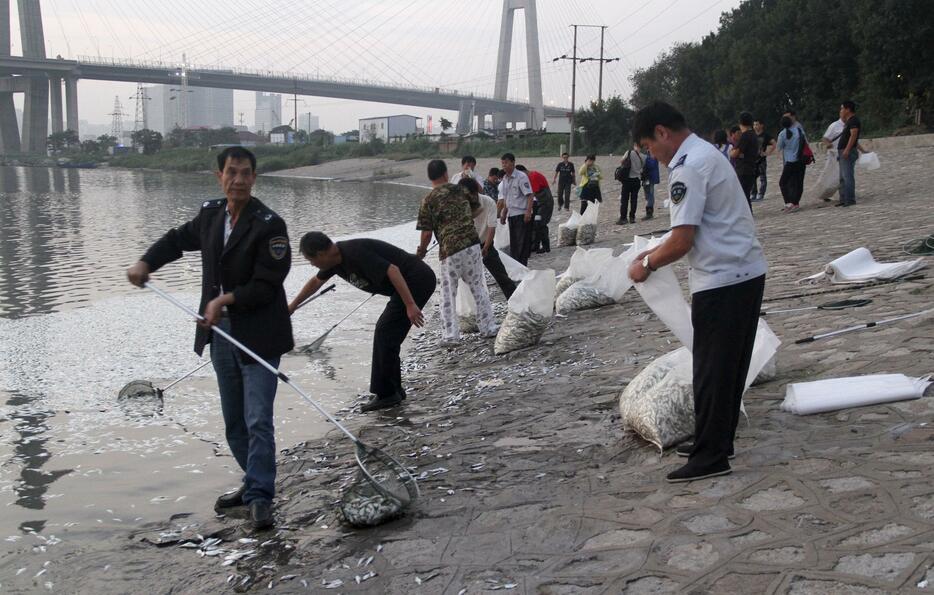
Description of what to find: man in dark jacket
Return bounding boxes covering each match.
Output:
[126,147,292,530]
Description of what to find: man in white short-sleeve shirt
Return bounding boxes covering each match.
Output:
[457,177,517,298]
[628,101,767,484]
[497,152,535,265]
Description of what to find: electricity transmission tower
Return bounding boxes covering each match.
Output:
[109,96,126,141]
[131,84,150,132]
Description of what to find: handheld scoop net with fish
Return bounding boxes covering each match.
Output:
[144,282,419,527]
[118,285,335,401]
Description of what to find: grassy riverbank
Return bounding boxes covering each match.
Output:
[107,134,568,174]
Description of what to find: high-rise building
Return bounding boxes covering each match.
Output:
[145,85,234,136]
[255,92,282,134]
[298,113,320,133]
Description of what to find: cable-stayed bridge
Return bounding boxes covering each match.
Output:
[0,0,569,153]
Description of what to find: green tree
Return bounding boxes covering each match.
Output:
[308,129,334,147]
[574,96,635,153]
[439,117,453,134]
[130,129,163,154]
[97,134,118,151]
[46,129,79,153]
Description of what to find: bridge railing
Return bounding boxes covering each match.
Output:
[74,55,540,107]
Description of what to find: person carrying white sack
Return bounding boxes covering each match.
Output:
[416,159,498,346]
[628,102,768,483]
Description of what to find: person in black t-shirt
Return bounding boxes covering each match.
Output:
[729,112,759,209]
[836,100,861,207]
[289,234,437,412]
[752,119,775,202]
[552,152,576,211]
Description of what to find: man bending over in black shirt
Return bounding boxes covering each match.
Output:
[290,233,437,412]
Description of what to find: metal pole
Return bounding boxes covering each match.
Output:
[569,25,577,156]
[598,26,606,104]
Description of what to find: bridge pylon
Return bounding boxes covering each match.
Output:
[491,0,544,131]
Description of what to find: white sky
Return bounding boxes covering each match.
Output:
[13,0,741,132]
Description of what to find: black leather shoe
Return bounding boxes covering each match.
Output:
[215,484,246,510]
[629,217,636,224]
[666,460,731,483]
[250,499,274,530]
[361,393,403,413]
[615,218,627,225]
[675,442,735,459]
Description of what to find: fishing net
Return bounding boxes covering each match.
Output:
[340,444,419,527]
[117,380,162,400]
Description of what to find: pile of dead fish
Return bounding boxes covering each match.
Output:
[493,311,549,355]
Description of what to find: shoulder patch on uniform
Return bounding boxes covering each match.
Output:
[269,236,289,260]
[670,155,687,171]
[670,181,687,205]
[201,199,225,208]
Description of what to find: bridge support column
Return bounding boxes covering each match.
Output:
[0,0,19,153]
[492,0,544,130]
[49,76,62,134]
[18,0,48,153]
[456,99,475,135]
[65,76,78,136]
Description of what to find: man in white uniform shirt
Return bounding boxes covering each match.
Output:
[497,152,535,265]
[457,177,517,298]
[628,102,768,483]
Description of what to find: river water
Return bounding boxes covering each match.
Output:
[0,166,427,554]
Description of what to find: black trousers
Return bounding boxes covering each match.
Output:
[532,188,554,253]
[557,182,572,210]
[370,269,437,399]
[482,247,517,299]
[620,179,641,220]
[779,161,805,206]
[507,214,533,266]
[737,174,756,210]
[689,274,765,468]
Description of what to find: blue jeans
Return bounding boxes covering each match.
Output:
[210,319,280,504]
[643,182,655,209]
[838,151,858,204]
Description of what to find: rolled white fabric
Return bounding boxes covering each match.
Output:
[781,374,932,415]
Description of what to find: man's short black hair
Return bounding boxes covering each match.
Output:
[631,101,687,141]
[461,155,477,166]
[488,167,501,177]
[299,231,333,258]
[427,159,448,181]
[217,146,256,173]
[739,111,754,126]
[841,100,857,112]
[501,152,516,162]
[561,152,569,157]
[783,109,797,117]
[729,125,741,134]
[457,177,481,195]
[515,164,528,172]
[585,154,596,161]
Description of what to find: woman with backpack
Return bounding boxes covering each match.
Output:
[777,115,805,212]
[615,142,644,224]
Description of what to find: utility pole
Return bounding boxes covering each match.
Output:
[553,24,619,154]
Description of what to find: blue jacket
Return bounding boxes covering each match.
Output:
[643,155,660,184]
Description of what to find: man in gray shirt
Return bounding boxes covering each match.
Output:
[497,152,534,265]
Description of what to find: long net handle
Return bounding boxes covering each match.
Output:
[798,307,934,343]
[159,284,335,392]
[160,359,212,392]
[145,282,360,444]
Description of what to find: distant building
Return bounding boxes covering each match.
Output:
[359,115,420,143]
[298,113,320,133]
[145,85,234,136]
[255,92,282,134]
